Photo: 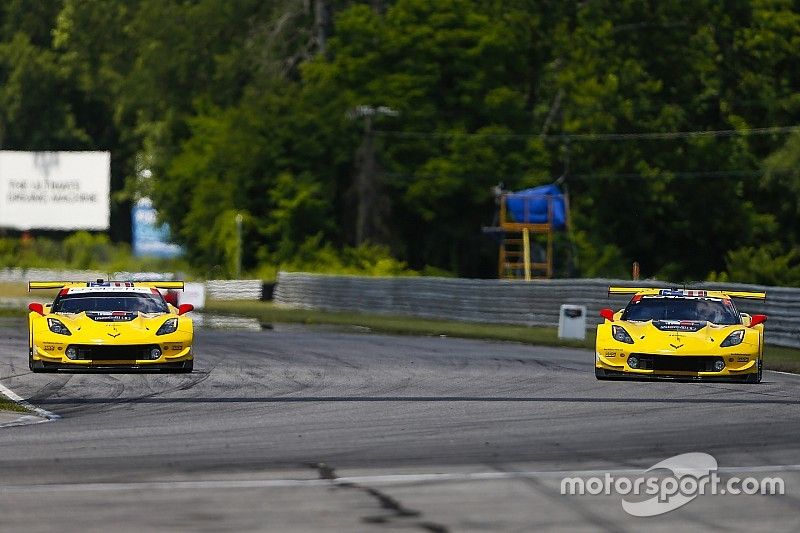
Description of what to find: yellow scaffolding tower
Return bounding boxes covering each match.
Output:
[497,193,564,280]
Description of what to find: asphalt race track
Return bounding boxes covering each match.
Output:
[1,317,799,532]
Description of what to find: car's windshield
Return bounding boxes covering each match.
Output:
[621,297,740,325]
[52,292,168,314]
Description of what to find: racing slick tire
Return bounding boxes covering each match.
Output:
[595,367,611,380]
[29,350,55,373]
[745,360,763,384]
[176,359,193,373]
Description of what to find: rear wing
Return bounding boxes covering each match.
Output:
[28,282,71,291]
[136,281,184,291]
[607,286,766,300]
[28,281,185,292]
[608,287,652,296]
[719,290,766,300]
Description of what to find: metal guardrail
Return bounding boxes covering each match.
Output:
[0,269,262,302]
[205,279,262,300]
[274,272,800,348]
[0,268,177,282]
[3,267,796,347]
[0,268,108,282]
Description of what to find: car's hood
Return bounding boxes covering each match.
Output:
[619,320,753,353]
[54,312,176,340]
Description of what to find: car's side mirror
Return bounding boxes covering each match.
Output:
[177,304,194,316]
[28,303,44,315]
[749,314,767,327]
[599,308,615,322]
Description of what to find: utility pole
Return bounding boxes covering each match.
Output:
[348,105,398,245]
[235,212,243,278]
[313,0,328,54]
[371,0,385,14]
[356,113,375,246]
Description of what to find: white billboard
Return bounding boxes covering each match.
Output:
[0,151,110,230]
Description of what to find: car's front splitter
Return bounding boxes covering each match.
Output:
[33,345,192,364]
[595,366,758,382]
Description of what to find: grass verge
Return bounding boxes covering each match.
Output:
[0,398,29,414]
[206,300,800,374]
[206,300,596,349]
[759,346,800,374]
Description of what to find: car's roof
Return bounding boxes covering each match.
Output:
[59,282,158,295]
[609,287,766,301]
[62,286,158,295]
[29,280,184,293]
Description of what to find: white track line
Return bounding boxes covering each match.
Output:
[0,415,55,429]
[2,465,800,493]
[0,381,59,423]
[766,370,800,378]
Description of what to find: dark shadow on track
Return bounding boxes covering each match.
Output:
[34,396,800,405]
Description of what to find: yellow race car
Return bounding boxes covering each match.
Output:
[595,288,766,383]
[27,280,194,373]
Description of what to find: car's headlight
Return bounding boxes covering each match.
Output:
[156,318,178,336]
[612,325,634,344]
[47,318,71,336]
[720,330,745,347]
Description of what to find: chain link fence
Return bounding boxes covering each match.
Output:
[205,280,262,300]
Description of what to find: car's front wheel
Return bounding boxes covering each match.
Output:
[745,359,763,384]
[29,349,55,373]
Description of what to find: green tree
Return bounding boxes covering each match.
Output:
[2,0,800,283]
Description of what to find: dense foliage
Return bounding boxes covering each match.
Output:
[1,0,800,282]
[0,231,190,274]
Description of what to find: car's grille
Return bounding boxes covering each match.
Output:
[72,344,157,360]
[652,320,705,333]
[85,311,137,322]
[632,354,721,372]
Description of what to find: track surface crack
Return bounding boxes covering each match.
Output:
[310,462,449,532]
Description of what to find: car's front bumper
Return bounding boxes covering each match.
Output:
[595,351,759,380]
[32,344,192,368]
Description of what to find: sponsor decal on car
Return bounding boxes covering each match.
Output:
[653,320,705,332]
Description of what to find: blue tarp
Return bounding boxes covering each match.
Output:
[132,198,183,258]
[505,184,567,230]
